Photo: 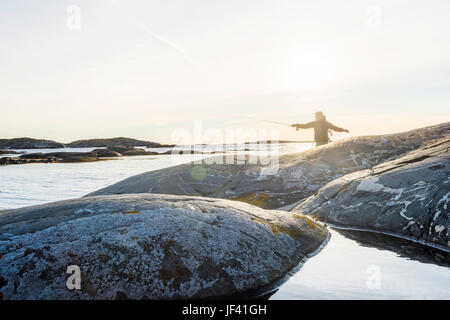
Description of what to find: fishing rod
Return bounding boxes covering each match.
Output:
[241,118,316,143]
[257,119,293,127]
[241,117,292,127]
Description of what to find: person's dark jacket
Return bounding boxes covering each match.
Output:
[293,120,347,143]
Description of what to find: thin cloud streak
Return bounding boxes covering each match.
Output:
[108,0,198,68]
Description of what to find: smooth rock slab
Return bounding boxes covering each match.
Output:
[0,194,328,300]
[87,122,450,209]
[292,138,450,250]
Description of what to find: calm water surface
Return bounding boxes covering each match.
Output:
[272,229,450,299]
[0,143,311,210]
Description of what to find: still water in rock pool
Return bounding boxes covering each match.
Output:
[272,228,449,299]
[1,144,449,299]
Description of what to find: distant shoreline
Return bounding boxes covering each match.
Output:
[0,137,312,150]
[0,145,271,166]
[0,137,174,150]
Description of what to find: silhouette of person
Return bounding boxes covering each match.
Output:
[291,111,349,146]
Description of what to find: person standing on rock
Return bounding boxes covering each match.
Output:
[291,111,349,146]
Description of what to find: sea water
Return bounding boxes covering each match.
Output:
[0,143,311,209]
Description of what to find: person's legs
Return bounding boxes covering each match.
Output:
[315,141,328,147]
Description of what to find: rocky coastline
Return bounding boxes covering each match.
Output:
[88,122,449,250]
[0,146,255,166]
[1,122,448,299]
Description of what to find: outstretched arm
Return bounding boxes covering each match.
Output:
[291,121,316,129]
[327,121,349,133]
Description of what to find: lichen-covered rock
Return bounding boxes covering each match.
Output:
[291,138,450,250]
[87,122,450,209]
[0,194,328,300]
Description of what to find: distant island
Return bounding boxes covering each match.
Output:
[0,137,318,166]
[67,137,175,148]
[0,137,312,150]
[0,138,65,149]
[0,137,175,149]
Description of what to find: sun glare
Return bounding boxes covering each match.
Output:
[285,52,334,91]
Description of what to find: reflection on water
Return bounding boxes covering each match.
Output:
[332,228,450,268]
[272,229,450,300]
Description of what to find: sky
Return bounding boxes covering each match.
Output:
[1,0,450,144]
